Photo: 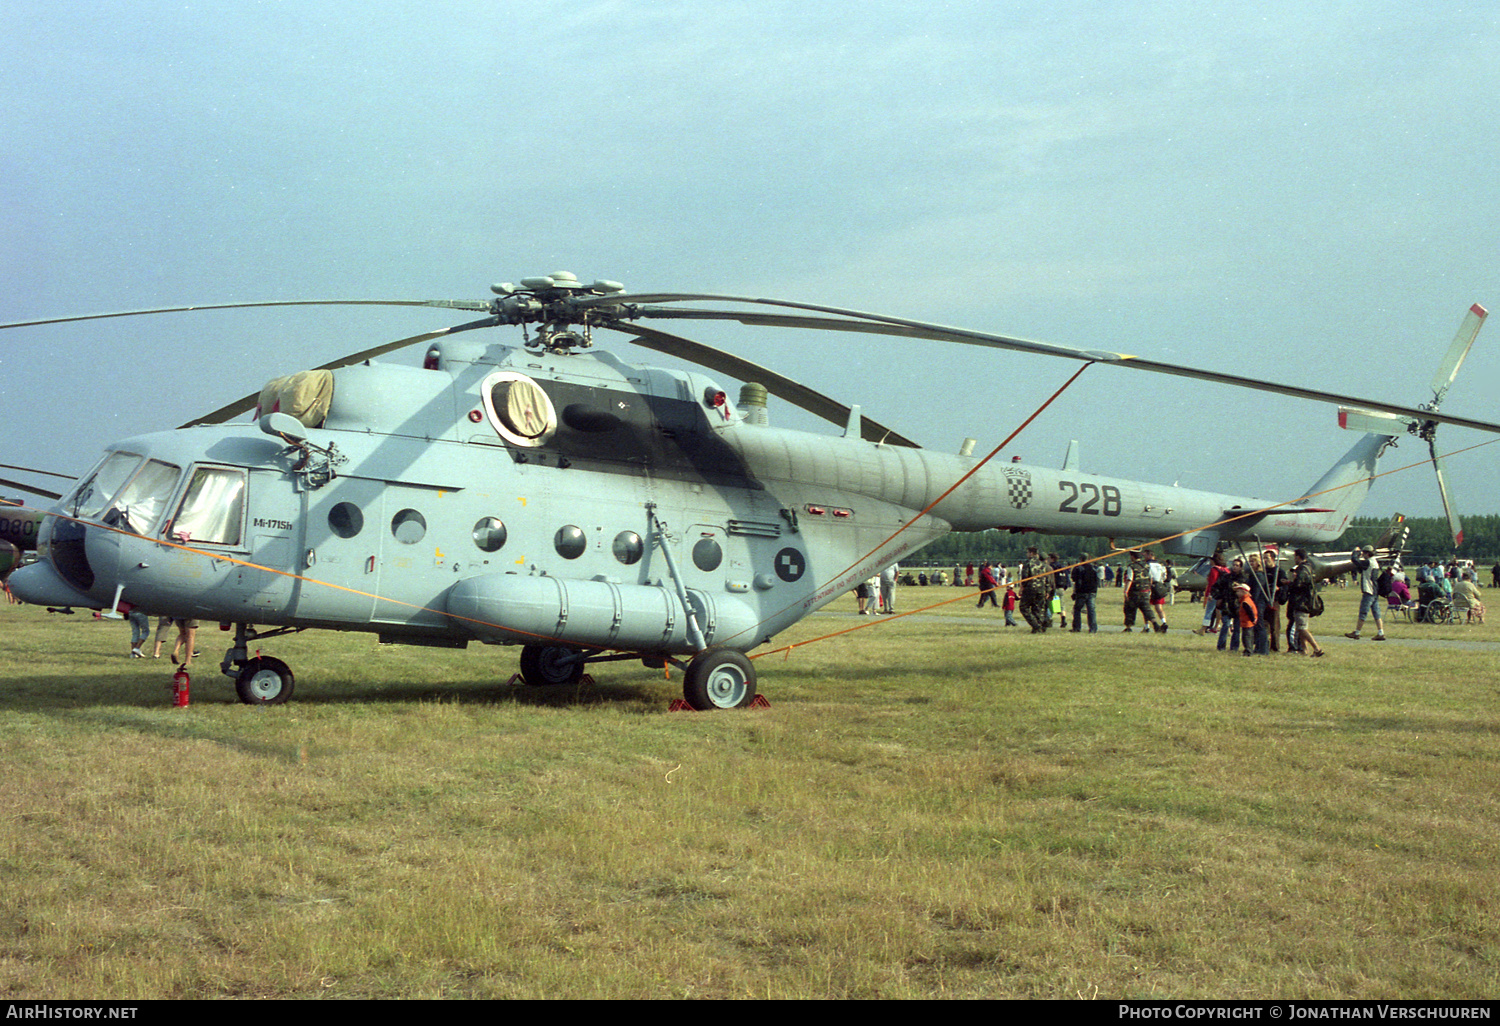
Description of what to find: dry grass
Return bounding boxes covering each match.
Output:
[0,585,1496,999]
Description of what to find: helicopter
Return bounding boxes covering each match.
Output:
[4,274,1495,709]
[2,464,69,553]
[0,504,44,572]
[2,465,72,581]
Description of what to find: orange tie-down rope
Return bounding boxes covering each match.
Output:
[6,435,1493,672]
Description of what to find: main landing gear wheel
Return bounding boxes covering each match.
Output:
[235,656,295,705]
[682,648,757,710]
[519,644,586,686]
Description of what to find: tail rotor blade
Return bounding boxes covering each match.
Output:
[1430,303,1487,408]
[1429,440,1464,549]
[1337,407,1413,436]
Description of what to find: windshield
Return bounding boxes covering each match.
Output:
[103,459,181,536]
[68,452,143,519]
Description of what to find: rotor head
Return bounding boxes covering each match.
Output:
[488,272,632,353]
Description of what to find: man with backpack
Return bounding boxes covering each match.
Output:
[1345,544,1388,642]
[1288,548,1327,657]
[1122,549,1167,634]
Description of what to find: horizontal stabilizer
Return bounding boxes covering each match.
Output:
[1337,407,1412,435]
[1221,506,1335,525]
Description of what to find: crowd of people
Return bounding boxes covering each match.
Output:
[944,547,1178,636]
[868,547,1493,656]
[1190,547,1325,656]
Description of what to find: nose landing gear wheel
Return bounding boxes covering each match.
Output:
[682,647,757,710]
[235,656,295,705]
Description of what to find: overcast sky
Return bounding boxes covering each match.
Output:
[3,0,1496,532]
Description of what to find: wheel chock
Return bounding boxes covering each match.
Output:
[507,673,594,687]
[667,694,770,712]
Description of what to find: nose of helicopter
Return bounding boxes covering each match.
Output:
[9,559,99,608]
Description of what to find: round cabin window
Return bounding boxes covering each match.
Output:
[472,517,507,552]
[613,531,644,565]
[692,537,723,572]
[554,525,587,559]
[391,509,427,545]
[329,502,364,539]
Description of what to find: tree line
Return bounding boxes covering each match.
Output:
[1328,514,1500,562]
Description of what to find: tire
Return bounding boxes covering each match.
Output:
[682,648,757,710]
[1423,600,1452,625]
[235,656,295,705]
[519,644,585,686]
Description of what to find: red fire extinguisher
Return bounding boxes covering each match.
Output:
[172,667,190,707]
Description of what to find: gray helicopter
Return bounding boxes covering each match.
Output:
[1170,514,1412,602]
[5,275,1494,709]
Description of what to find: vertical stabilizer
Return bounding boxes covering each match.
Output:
[1297,432,1388,539]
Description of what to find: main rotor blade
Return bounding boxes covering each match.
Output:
[1429,303,1486,408]
[1429,438,1464,549]
[583,292,1110,363]
[606,322,921,447]
[0,462,75,480]
[593,300,1500,436]
[0,479,62,501]
[179,317,500,427]
[0,299,491,332]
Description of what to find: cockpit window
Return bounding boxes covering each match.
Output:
[69,452,144,519]
[168,467,246,546]
[103,459,181,536]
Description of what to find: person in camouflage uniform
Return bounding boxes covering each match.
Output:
[1019,546,1054,633]
[1122,549,1167,633]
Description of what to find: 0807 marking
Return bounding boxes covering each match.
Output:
[1058,481,1121,517]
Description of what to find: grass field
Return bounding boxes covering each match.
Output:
[0,584,1496,999]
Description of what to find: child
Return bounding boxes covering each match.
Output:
[1233,582,1259,657]
[1002,584,1019,626]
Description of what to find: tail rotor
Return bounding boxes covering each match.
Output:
[1337,304,1486,550]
